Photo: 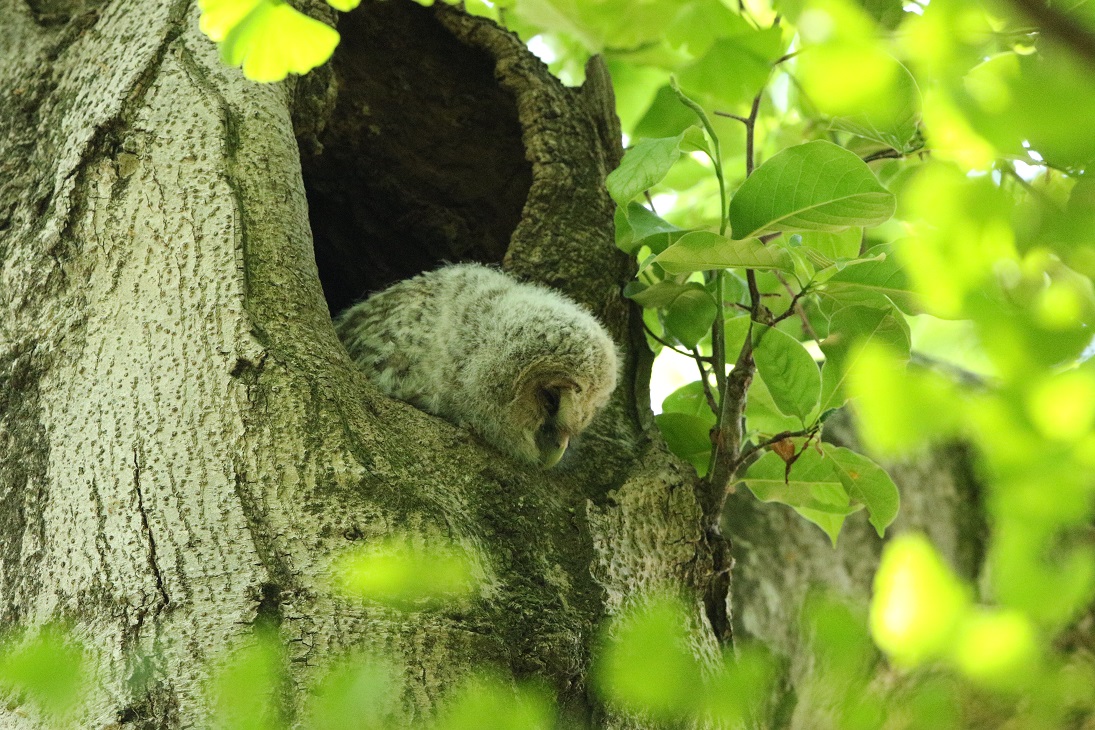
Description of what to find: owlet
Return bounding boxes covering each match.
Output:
[335,264,618,467]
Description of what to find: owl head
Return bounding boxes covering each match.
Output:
[507,344,618,467]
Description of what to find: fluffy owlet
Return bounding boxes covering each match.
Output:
[335,264,619,467]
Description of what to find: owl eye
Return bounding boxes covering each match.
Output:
[538,386,561,417]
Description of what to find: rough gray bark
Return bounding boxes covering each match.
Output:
[0,0,724,727]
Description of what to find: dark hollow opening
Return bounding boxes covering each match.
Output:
[297,0,533,316]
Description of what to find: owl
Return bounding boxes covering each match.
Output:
[335,264,619,467]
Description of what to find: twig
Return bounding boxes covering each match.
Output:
[643,322,714,362]
[862,148,904,163]
[692,348,720,413]
[772,272,820,341]
[737,426,822,465]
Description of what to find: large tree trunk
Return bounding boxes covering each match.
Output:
[0,0,726,726]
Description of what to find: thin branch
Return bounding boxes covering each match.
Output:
[746,92,762,176]
[773,272,820,342]
[774,50,801,65]
[862,148,905,163]
[713,111,749,124]
[1004,0,1095,68]
[737,426,822,466]
[769,286,811,325]
[692,348,720,413]
[643,322,714,362]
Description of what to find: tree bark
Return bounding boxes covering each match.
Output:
[0,0,725,726]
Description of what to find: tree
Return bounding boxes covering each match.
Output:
[0,0,725,726]
[3,0,1095,728]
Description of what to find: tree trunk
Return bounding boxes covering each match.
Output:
[0,0,726,726]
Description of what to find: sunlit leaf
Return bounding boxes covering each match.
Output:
[751,324,821,424]
[871,534,972,666]
[729,141,896,239]
[654,231,795,273]
[200,0,340,82]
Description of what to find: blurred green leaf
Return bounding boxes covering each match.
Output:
[436,674,555,730]
[819,303,911,414]
[595,595,705,719]
[729,141,896,239]
[305,654,397,730]
[333,535,478,608]
[607,134,685,203]
[677,28,785,109]
[199,0,340,82]
[826,57,922,153]
[751,324,821,424]
[870,534,972,666]
[654,231,795,273]
[0,628,85,717]
[210,633,283,730]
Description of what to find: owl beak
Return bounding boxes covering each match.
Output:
[540,432,570,468]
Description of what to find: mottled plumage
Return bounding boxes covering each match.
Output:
[335,264,618,467]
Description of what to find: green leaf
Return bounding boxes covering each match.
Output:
[828,59,922,152]
[437,674,556,730]
[662,381,718,423]
[742,450,860,545]
[654,231,795,273]
[607,134,685,203]
[625,280,692,308]
[827,447,900,537]
[819,304,911,414]
[199,0,340,82]
[745,372,803,435]
[332,536,479,608]
[595,595,705,718]
[326,0,361,10]
[616,202,686,254]
[0,629,85,716]
[751,324,821,424]
[728,140,896,239]
[797,228,863,261]
[677,28,784,109]
[655,412,713,476]
[825,244,919,312]
[665,286,718,348]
